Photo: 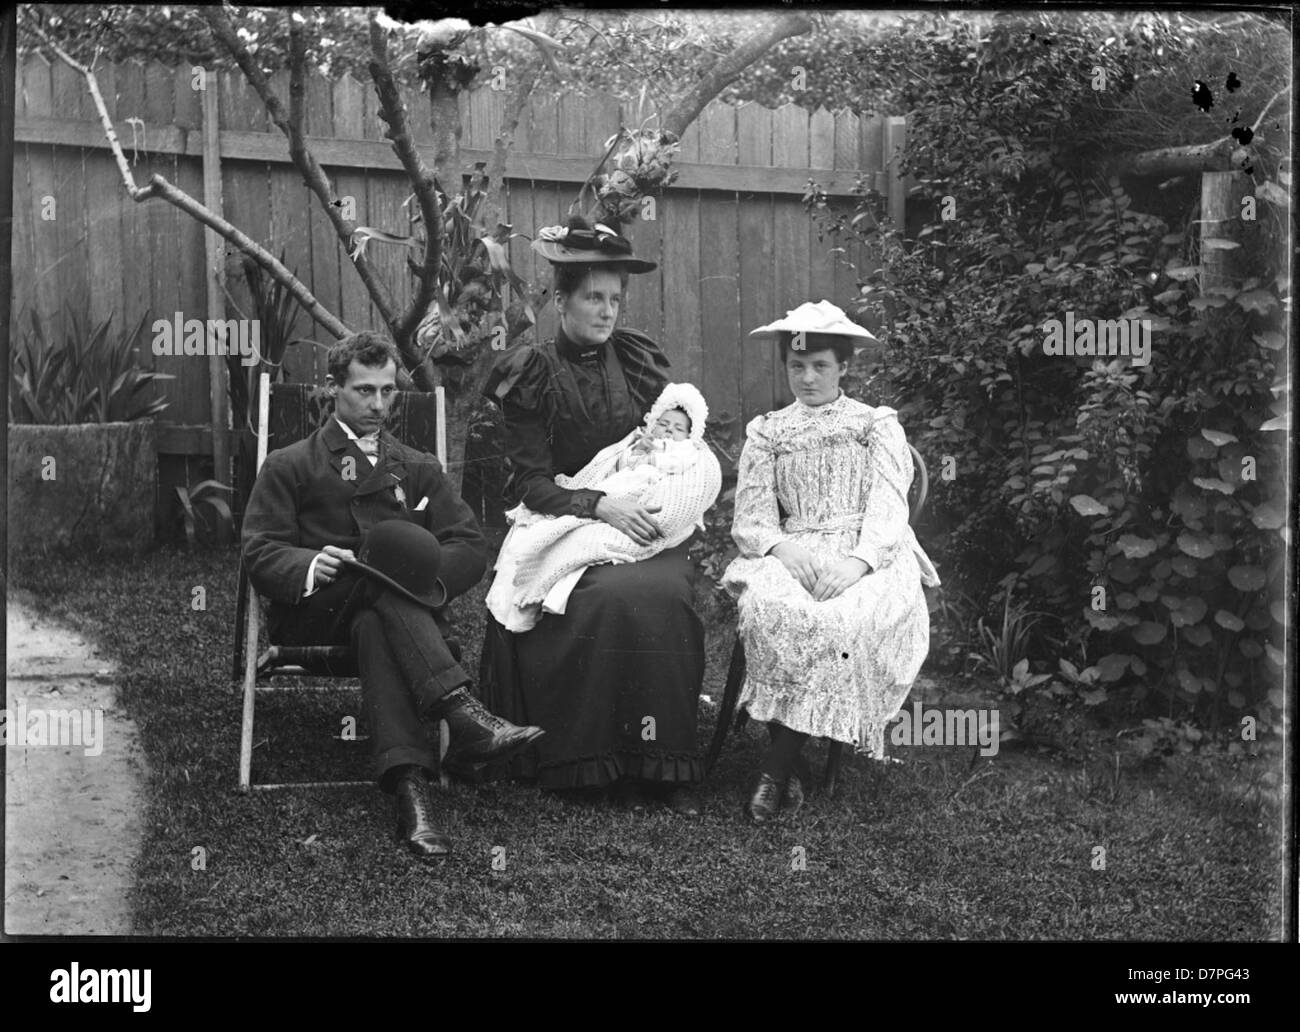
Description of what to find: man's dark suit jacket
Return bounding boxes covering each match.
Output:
[242,416,486,636]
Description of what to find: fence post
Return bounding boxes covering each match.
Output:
[0,8,14,575]
[884,116,906,231]
[1199,171,1251,295]
[202,65,231,515]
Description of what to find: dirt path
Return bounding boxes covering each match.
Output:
[5,595,147,936]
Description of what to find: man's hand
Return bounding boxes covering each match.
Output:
[770,541,821,594]
[811,557,870,602]
[595,496,663,547]
[313,545,357,589]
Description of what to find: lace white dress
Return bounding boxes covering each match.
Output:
[721,391,941,756]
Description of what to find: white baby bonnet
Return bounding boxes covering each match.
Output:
[644,382,709,443]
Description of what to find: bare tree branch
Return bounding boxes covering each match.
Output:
[27,16,348,338]
[201,6,401,335]
[288,11,307,142]
[573,131,626,220]
[476,66,537,236]
[478,14,561,234]
[504,21,567,79]
[662,12,813,138]
[1251,85,1289,134]
[1116,86,1290,178]
[368,14,443,366]
[137,172,349,338]
[1117,138,1235,178]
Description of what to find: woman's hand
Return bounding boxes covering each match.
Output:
[769,541,821,594]
[595,496,663,547]
[811,557,870,602]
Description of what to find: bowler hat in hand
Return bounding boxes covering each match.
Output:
[340,519,447,609]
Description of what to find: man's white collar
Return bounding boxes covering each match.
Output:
[335,416,379,440]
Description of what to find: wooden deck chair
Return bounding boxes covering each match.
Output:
[704,442,930,796]
[233,371,451,793]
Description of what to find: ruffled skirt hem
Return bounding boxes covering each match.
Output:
[536,749,704,790]
[488,747,704,789]
[740,679,910,760]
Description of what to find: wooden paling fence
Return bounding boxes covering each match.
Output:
[12,57,906,507]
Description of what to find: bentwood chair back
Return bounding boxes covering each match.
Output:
[232,372,449,792]
[705,442,930,793]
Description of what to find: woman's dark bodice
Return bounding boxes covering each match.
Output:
[483,327,671,517]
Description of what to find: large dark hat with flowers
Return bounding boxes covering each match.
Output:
[531,216,657,273]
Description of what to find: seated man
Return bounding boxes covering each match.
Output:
[241,331,543,863]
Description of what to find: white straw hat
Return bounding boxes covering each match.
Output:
[748,300,877,347]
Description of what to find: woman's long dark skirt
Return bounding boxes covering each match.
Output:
[478,541,706,789]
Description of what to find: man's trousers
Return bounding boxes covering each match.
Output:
[268,572,470,791]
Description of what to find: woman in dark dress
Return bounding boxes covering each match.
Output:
[479,218,705,814]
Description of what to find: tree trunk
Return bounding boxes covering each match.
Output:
[428,80,464,188]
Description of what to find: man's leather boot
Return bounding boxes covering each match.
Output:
[437,686,545,772]
[394,766,451,861]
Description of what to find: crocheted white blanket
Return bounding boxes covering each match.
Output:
[488,383,722,632]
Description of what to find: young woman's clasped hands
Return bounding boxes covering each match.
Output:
[768,541,870,602]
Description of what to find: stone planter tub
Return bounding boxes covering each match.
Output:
[8,420,158,556]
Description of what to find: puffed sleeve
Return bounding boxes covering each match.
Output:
[609,327,671,414]
[730,414,787,559]
[482,344,605,518]
[850,408,914,570]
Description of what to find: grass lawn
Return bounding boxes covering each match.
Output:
[10,546,1286,939]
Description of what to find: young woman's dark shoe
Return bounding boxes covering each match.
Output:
[662,784,702,817]
[782,773,805,815]
[746,773,783,823]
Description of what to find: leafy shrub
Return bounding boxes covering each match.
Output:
[224,250,332,514]
[688,410,743,627]
[926,585,979,674]
[970,594,1052,691]
[10,308,172,424]
[1041,285,1287,735]
[224,250,323,433]
[175,479,234,548]
[407,170,537,382]
[590,126,681,226]
[805,15,1288,734]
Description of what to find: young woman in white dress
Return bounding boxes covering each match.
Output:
[722,301,940,822]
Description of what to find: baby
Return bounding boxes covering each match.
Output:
[592,402,696,494]
[633,405,691,449]
[488,382,722,632]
